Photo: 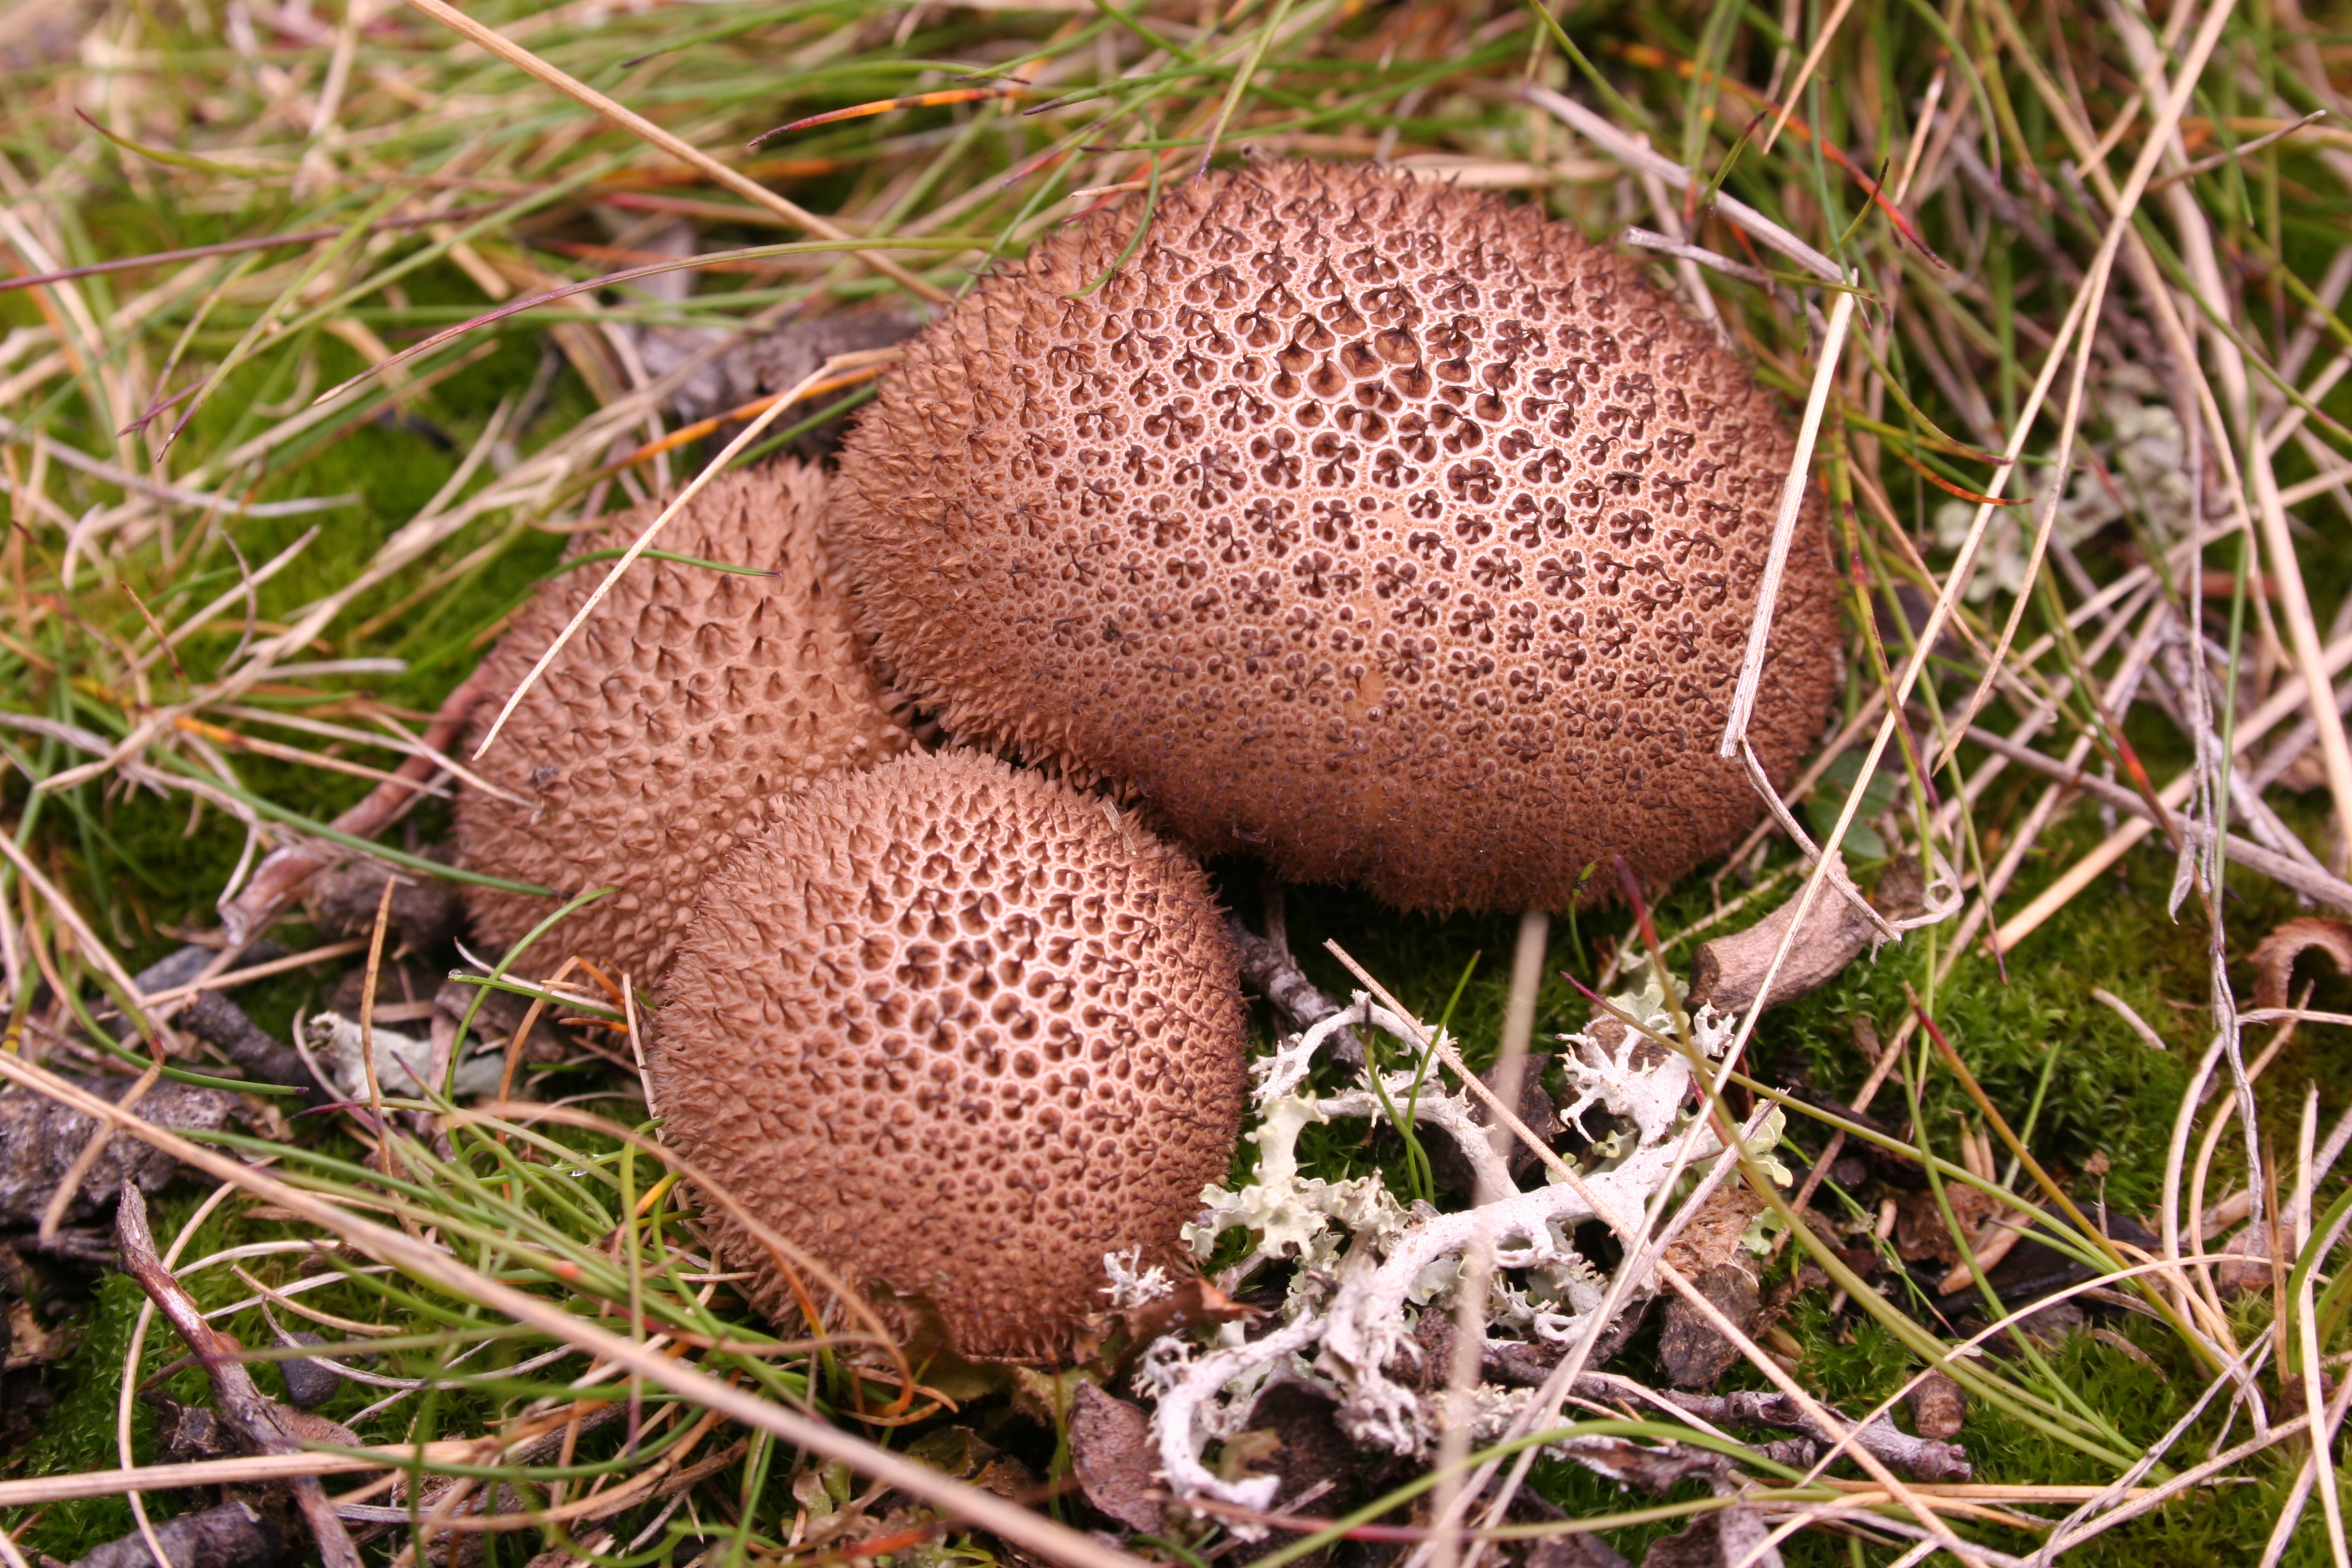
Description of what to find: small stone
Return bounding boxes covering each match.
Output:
[278,1332,340,1410]
[1906,1372,1965,1440]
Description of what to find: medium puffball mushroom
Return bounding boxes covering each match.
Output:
[650,750,1246,1363]
[828,160,1842,910]
[456,462,912,984]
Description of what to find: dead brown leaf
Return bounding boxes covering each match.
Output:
[1658,1261,1762,1391]
[1661,1186,1766,1279]
[1893,1186,1996,1267]
[1069,1381,1163,1534]
[1905,1372,1965,1440]
[2246,917,2352,1012]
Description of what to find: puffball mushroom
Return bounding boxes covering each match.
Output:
[828,160,1843,911]
[650,749,1246,1363]
[455,462,913,985]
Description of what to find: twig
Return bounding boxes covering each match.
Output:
[0,1444,480,1508]
[2149,110,2331,189]
[217,665,490,947]
[1962,724,2352,913]
[1226,912,1363,1067]
[1521,85,1841,281]
[115,1184,365,1568]
[1620,226,1769,285]
[1661,1389,1966,1483]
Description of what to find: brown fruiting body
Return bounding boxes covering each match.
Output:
[456,462,912,983]
[829,161,1842,910]
[651,750,1247,1363]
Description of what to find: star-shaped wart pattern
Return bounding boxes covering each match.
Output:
[456,462,914,985]
[830,161,1843,911]
[652,750,1246,1363]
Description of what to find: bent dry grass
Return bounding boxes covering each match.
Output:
[4,0,2352,1561]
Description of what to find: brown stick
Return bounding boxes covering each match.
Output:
[218,665,491,947]
[1687,856,1881,1016]
[1228,881,1364,1067]
[115,1183,366,1568]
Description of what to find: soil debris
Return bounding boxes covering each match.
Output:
[0,1076,243,1229]
[304,850,465,951]
[1657,1261,1763,1390]
[1526,1536,1631,1568]
[54,1500,290,1568]
[1635,1507,1782,1568]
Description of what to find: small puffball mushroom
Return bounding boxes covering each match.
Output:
[828,160,1843,910]
[650,750,1246,1363]
[456,462,913,985]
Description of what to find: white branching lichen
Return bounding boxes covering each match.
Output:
[1147,986,1777,1524]
[1101,1247,1175,1310]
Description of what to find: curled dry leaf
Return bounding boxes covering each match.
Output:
[2247,916,2352,1012]
[2211,1226,2275,1299]
[1660,1185,1766,1279]
[1069,1382,1165,1534]
[1655,1191,1772,1395]
[1892,1184,1998,1267]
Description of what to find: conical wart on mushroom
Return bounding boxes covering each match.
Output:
[1136,973,1783,1519]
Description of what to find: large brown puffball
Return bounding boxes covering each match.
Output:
[650,750,1246,1363]
[828,160,1843,910]
[456,462,913,984]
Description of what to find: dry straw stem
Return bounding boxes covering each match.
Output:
[469,347,897,761]
[2110,7,2352,869]
[1427,908,1547,1568]
[1997,626,2352,950]
[1963,722,2352,912]
[1719,283,1860,763]
[397,0,949,304]
[0,1052,1145,1568]
[1704,0,2238,1050]
[36,271,838,822]
[0,1446,483,1510]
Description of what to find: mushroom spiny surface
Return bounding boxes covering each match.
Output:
[456,462,913,984]
[652,750,1246,1363]
[828,160,1842,910]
